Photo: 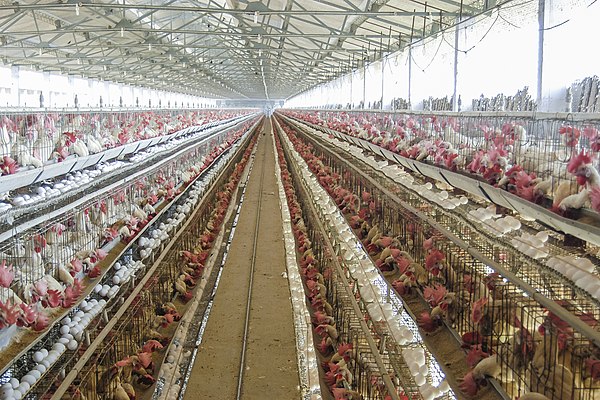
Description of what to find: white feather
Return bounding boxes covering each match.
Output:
[57,265,74,286]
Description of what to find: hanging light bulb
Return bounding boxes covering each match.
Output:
[148,43,152,50]
[120,27,124,37]
[169,54,172,61]
[75,4,80,15]
[39,48,42,56]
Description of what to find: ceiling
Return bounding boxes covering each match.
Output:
[0,0,486,100]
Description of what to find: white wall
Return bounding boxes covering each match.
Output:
[541,0,600,111]
[287,1,599,112]
[0,66,217,109]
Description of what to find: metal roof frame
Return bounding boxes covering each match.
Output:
[0,0,493,100]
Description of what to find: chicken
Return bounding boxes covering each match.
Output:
[0,155,18,175]
[112,377,130,400]
[459,354,501,396]
[328,343,353,366]
[316,323,339,341]
[173,276,193,302]
[417,306,444,333]
[58,264,75,286]
[559,151,600,211]
[86,136,104,154]
[0,261,14,288]
[14,144,43,168]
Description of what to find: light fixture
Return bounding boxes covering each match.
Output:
[148,43,152,50]
[120,27,124,37]
[169,54,172,61]
[254,11,259,23]
[75,4,80,15]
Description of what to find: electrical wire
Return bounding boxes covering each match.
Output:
[410,34,444,72]
[541,0,598,31]
[441,12,500,54]
[497,9,522,29]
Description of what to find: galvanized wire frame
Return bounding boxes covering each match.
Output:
[28,122,258,400]
[0,119,260,398]
[277,119,461,400]
[276,125,405,400]
[296,110,600,218]
[280,113,600,400]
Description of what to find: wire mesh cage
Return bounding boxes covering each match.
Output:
[0,115,260,399]
[277,111,600,400]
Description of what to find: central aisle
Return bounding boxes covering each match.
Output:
[183,119,301,399]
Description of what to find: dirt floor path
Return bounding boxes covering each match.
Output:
[183,119,300,400]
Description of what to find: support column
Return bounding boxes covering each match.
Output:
[381,57,385,110]
[408,46,412,109]
[10,66,20,107]
[537,0,545,107]
[452,18,460,111]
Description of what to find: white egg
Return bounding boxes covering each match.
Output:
[67,340,78,351]
[414,373,426,386]
[75,310,84,318]
[34,363,46,374]
[32,351,44,363]
[1,387,13,398]
[80,300,88,308]
[53,342,66,353]
[13,388,23,400]
[18,382,30,393]
[585,282,600,294]
[9,379,19,389]
[51,347,61,357]
[41,359,51,368]
[29,370,41,380]
[20,375,35,387]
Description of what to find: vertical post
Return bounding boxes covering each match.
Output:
[408,46,412,110]
[452,17,460,111]
[381,57,385,110]
[11,65,20,107]
[381,32,385,110]
[537,0,545,107]
[350,66,353,109]
[409,14,415,110]
[363,62,367,109]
